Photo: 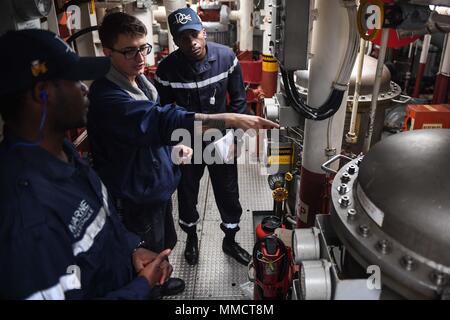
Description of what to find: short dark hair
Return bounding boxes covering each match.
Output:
[99,12,147,49]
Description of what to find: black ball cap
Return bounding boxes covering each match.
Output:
[0,29,111,95]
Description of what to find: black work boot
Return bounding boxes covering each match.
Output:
[221,224,251,266]
[184,232,199,265]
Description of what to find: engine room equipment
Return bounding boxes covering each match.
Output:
[252,235,291,300]
[256,216,283,241]
[292,227,321,264]
[403,104,450,130]
[295,55,403,156]
[262,130,295,174]
[0,0,53,32]
[299,259,332,300]
[328,129,450,299]
[270,0,310,71]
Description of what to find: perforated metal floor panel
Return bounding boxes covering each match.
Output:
[164,164,273,300]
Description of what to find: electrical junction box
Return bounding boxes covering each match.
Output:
[270,0,310,71]
[403,104,450,131]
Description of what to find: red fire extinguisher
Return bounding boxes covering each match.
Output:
[252,235,291,300]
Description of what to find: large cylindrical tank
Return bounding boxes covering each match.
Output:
[330,129,450,299]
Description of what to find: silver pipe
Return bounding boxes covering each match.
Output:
[346,39,366,144]
[363,28,390,153]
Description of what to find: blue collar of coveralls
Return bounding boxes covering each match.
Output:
[3,133,86,180]
[177,43,217,75]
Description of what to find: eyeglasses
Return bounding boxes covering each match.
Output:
[111,43,152,60]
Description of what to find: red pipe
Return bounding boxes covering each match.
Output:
[433,74,450,104]
[413,63,426,98]
[296,167,331,228]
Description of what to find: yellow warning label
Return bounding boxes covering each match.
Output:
[268,155,292,165]
[263,60,278,72]
[422,123,443,129]
[89,0,95,15]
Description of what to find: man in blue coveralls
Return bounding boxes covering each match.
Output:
[155,7,250,266]
[87,12,277,296]
[0,29,173,299]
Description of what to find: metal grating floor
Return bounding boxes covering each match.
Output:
[164,164,273,300]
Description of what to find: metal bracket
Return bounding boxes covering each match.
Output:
[321,154,353,175]
[391,94,412,104]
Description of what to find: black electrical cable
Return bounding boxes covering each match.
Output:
[66,26,99,44]
[281,66,345,121]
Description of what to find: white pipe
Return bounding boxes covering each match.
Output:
[229,10,240,21]
[153,6,167,23]
[419,34,432,64]
[439,33,450,76]
[363,28,389,153]
[302,0,349,173]
[346,39,366,144]
[163,0,186,53]
[262,0,272,55]
[238,0,253,51]
[124,3,155,65]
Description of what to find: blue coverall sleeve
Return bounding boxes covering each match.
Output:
[0,206,153,300]
[89,88,194,147]
[227,60,247,114]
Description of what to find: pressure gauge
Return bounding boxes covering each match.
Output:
[13,0,53,20]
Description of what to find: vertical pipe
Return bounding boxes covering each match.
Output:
[262,0,272,55]
[124,3,155,66]
[346,39,366,143]
[362,28,389,154]
[239,0,253,51]
[433,33,450,104]
[163,0,186,53]
[297,0,349,227]
[413,34,431,98]
[261,0,277,98]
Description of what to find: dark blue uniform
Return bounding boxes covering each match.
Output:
[0,134,153,299]
[155,42,247,234]
[87,76,195,252]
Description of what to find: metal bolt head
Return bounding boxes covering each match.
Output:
[356,158,363,167]
[347,164,357,175]
[347,208,357,219]
[376,239,391,254]
[401,255,417,271]
[339,195,351,207]
[430,271,448,286]
[338,183,348,195]
[359,224,370,237]
[341,172,351,183]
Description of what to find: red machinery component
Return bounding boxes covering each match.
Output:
[255,216,284,240]
[403,104,450,130]
[197,6,220,22]
[253,235,292,300]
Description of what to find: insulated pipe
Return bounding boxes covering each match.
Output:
[362,28,389,154]
[238,0,253,51]
[262,0,272,55]
[297,0,349,227]
[124,3,155,66]
[153,6,166,22]
[163,0,186,53]
[261,0,277,98]
[413,34,432,98]
[346,39,366,144]
[433,33,450,104]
